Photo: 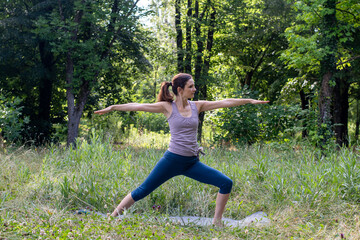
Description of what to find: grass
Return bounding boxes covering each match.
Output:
[1,129,360,239]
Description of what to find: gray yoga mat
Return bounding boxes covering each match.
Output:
[75,209,270,228]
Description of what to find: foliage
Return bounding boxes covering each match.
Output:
[32,0,152,145]
[137,112,170,133]
[212,0,294,102]
[0,0,152,145]
[281,0,360,73]
[211,89,303,144]
[141,0,178,83]
[1,0,359,146]
[0,94,29,143]
[33,0,150,92]
[281,0,360,145]
[0,0,65,143]
[90,111,137,143]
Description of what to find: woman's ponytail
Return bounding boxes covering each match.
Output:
[157,73,193,102]
[157,81,173,102]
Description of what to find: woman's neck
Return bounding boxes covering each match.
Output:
[175,96,189,109]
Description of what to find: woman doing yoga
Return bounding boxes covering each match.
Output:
[94,73,269,225]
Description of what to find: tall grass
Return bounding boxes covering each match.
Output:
[1,130,360,239]
[36,131,360,219]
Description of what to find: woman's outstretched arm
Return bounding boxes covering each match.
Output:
[94,102,170,115]
[196,99,269,112]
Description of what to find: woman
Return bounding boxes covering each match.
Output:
[94,73,269,225]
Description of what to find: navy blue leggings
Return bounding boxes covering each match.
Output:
[131,150,233,201]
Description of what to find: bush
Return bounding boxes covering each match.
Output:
[0,95,29,143]
[90,110,169,143]
[136,111,169,133]
[258,104,302,140]
[211,89,304,144]
[91,111,136,143]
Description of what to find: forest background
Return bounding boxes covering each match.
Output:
[0,0,359,147]
[1,0,360,239]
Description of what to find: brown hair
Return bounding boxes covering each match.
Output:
[157,73,193,102]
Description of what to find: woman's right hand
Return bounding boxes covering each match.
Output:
[94,106,112,115]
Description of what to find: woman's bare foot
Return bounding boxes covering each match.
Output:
[212,218,224,227]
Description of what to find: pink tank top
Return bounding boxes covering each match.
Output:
[167,100,199,156]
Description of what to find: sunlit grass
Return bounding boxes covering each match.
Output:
[1,132,360,239]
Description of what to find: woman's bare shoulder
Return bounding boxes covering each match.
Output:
[157,101,173,118]
[193,100,206,112]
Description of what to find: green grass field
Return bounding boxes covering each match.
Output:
[1,130,359,239]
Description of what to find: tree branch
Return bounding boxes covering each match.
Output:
[335,8,359,20]
[250,36,273,88]
[58,0,65,21]
[337,55,360,67]
[126,0,140,18]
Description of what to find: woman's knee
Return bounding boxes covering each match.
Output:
[219,177,233,194]
[131,186,149,202]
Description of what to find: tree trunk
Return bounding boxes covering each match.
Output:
[299,89,309,138]
[203,7,215,72]
[175,0,184,72]
[197,6,215,142]
[355,99,360,140]
[318,71,334,143]
[65,52,77,146]
[193,0,204,142]
[38,40,55,143]
[184,0,192,74]
[66,76,90,145]
[66,6,85,146]
[244,71,254,88]
[193,0,204,102]
[154,71,157,99]
[333,76,349,147]
[66,79,92,147]
[318,0,337,145]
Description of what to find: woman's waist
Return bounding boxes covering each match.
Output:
[164,150,198,160]
[169,139,198,149]
[168,142,199,157]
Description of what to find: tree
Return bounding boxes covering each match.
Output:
[175,0,184,72]
[192,0,217,141]
[0,0,59,144]
[184,0,193,73]
[137,0,178,102]
[35,0,149,146]
[282,0,360,146]
[214,0,294,101]
[318,0,337,145]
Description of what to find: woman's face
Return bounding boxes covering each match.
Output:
[180,79,196,99]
